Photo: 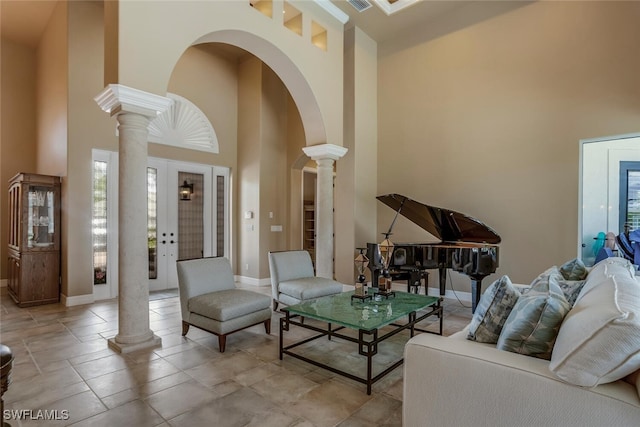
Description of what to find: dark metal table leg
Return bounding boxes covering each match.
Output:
[408,311,416,337]
[279,311,291,360]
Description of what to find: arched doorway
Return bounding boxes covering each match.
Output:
[166,39,319,278]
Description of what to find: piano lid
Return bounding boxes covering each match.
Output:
[377,194,501,244]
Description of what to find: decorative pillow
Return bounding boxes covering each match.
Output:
[554,278,585,307]
[550,257,640,387]
[467,276,521,343]
[529,265,585,307]
[578,256,637,300]
[529,266,559,288]
[559,258,588,281]
[496,278,571,360]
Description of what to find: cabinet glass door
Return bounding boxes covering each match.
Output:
[28,185,55,248]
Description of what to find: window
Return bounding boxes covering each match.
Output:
[216,175,226,256]
[92,161,108,285]
[148,167,158,279]
[620,161,640,233]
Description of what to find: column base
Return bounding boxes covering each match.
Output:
[108,334,162,354]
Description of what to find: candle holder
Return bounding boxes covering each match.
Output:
[376,235,395,298]
[352,247,372,302]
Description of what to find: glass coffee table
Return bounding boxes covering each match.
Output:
[279,290,442,394]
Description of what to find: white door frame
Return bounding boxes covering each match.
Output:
[92,150,230,300]
[578,133,640,265]
[92,149,119,301]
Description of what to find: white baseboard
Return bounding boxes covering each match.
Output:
[234,275,271,287]
[426,286,472,302]
[0,279,6,288]
[61,293,95,307]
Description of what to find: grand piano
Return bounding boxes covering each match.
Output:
[367,194,501,313]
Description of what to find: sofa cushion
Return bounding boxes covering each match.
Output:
[550,257,640,387]
[559,257,589,281]
[278,277,343,300]
[467,275,521,343]
[497,277,571,360]
[624,369,640,398]
[189,289,271,321]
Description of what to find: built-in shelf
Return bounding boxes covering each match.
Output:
[249,0,329,51]
[311,21,327,51]
[284,2,302,36]
[250,0,273,18]
[303,204,315,260]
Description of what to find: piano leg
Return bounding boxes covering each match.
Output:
[438,267,447,296]
[469,275,487,314]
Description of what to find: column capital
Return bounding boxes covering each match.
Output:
[302,143,348,161]
[94,84,172,118]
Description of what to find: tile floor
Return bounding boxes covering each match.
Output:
[0,282,472,427]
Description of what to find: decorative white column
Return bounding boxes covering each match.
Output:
[302,144,348,278]
[95,84,172,353]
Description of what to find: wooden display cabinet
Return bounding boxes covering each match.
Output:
[7,173,61,307]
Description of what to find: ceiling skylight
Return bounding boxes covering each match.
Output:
[371,0,421,15]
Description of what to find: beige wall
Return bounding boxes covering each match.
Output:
[65,0,111,299]
[238,56,263,279]
[286,94,307,251]
[335,27,378,284]
[0,39,38,280]
[103,0,118,85]
[36,0,67,177]
[377,1,640,292]
[116,0,344,148]
[259,66,289,278]
[237,57,301,280]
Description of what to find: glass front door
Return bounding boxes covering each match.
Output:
[148,159,213,291]
[92,150,230,300]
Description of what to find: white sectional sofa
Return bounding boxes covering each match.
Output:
[403,257,640,426]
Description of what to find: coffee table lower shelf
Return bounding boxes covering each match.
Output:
[279,302,442,395]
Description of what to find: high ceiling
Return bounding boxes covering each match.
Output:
[0,0,57,48]
[0,0,476,50]
[330,0,472,42]
[0,1,525,49]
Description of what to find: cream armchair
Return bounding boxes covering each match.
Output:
[268,250,344,310]
[177,257,272,352]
